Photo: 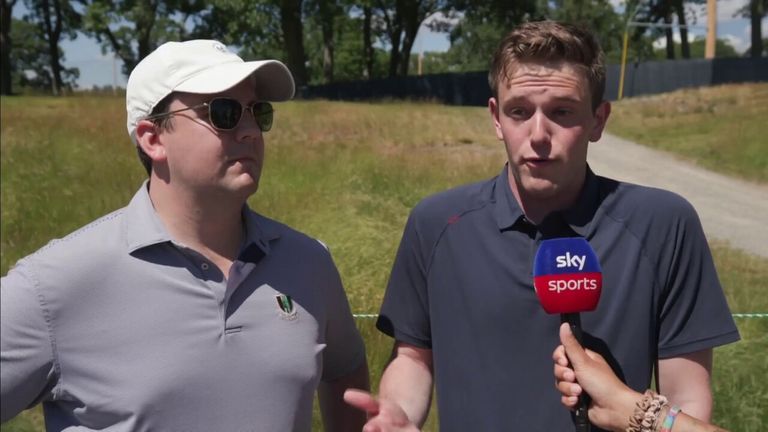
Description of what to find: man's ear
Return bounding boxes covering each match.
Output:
[489,97,504,141]
[135,120,167,163]
[589,101,611,143]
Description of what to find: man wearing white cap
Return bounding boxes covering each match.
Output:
[1,40,369,431]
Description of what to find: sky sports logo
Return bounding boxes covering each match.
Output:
[549,252,599,292]
[533,238,603,314]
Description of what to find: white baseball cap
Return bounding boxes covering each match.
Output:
[126,39,295,144]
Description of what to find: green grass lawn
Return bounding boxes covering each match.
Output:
[2,89,766,431]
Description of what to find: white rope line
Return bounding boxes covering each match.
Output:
[353,313,768,319]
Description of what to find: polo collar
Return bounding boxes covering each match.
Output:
[123,181,173,253]
[493,164,600,237]
[560,166,600,237]
[123,181,280,259]
[493,165,526,231]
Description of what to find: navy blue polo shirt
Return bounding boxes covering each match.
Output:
[377,165,739,432]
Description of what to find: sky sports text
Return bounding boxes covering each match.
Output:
[547,277,600,293]
[555,252,586,271]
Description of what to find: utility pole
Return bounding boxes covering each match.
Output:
[705,0,716,59]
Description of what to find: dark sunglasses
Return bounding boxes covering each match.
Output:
[145,98,274,132]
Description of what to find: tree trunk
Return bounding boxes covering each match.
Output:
[0,0,16,95]
[362,5,373,79]
[379,0,404,77]
[674,0,690,58]
[280,0,307,86]
[750,0,764,57]
[40,0,63,95]
[398,0,421,76]
[664,11,675,59]
[318,0,334,83]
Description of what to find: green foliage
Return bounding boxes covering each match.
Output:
[548,0,625,58]
[193,0,284,61]
[433,0,628,73]
[436,0,541,73]
[82,0,206,74]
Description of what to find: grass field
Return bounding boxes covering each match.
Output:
[2,84,766,431]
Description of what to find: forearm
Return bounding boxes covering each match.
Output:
[658,350,713,422]
[379,345,434,427]
[318,362,370,432]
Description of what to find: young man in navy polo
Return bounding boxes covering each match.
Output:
[346,21,738,432]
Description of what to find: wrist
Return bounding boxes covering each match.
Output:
[653,405,671,432]
[626,390,668,432]
[610,389,644,431]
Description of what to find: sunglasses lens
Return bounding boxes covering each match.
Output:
[252,102,274,132]
[209,98,243,130]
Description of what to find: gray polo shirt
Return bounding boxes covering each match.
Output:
[1,182,365,431]
[377,165,739,432]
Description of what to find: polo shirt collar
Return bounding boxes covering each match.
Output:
[493,164,600,237]
[123,181,280,259]
[561,165,600,237]
[123,181,173,252]
[493,165,526,231]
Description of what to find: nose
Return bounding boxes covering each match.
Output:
[529,110,551,148]
[235,107,263,143]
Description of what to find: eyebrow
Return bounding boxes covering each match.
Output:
[503,95,583,107]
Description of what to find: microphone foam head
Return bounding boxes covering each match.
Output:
[533,237,602,314]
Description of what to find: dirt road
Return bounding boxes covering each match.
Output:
[589,133,768,258]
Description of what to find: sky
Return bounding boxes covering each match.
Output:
[11,0,766,89]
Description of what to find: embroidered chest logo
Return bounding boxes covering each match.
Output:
[275,294,298,320]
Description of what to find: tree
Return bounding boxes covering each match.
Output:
[83,0,205,76]
[305,0,346,83]
[8,16,79,92]
[193,0,308,86]
[435,0,542,73]
[362,2,374,79]
[743,0,766,57]
[375,0,444,77]
[546,0,624,59]
[1,0,17,94]
[278,0,308,86]
[21,0,80,94]
[671,0,690,58]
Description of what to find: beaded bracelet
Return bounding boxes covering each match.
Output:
[626,390,668,432]
[659,406,681,432]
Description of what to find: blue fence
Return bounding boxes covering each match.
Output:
[303,57,768,105]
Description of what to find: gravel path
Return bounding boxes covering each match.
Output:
[589,133,768,258]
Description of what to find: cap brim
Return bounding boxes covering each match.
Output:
[174,60,295,101]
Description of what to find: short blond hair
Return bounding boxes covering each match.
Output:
[488,21,606,110]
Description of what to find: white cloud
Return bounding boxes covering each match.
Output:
[651,31,699,49]
[722,34,746,51]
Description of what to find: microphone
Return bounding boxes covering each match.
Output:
[533,237,602,432]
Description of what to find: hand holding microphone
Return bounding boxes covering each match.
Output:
[553,324,731,432]
[533,237,602,432]
[554,323,640,432]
